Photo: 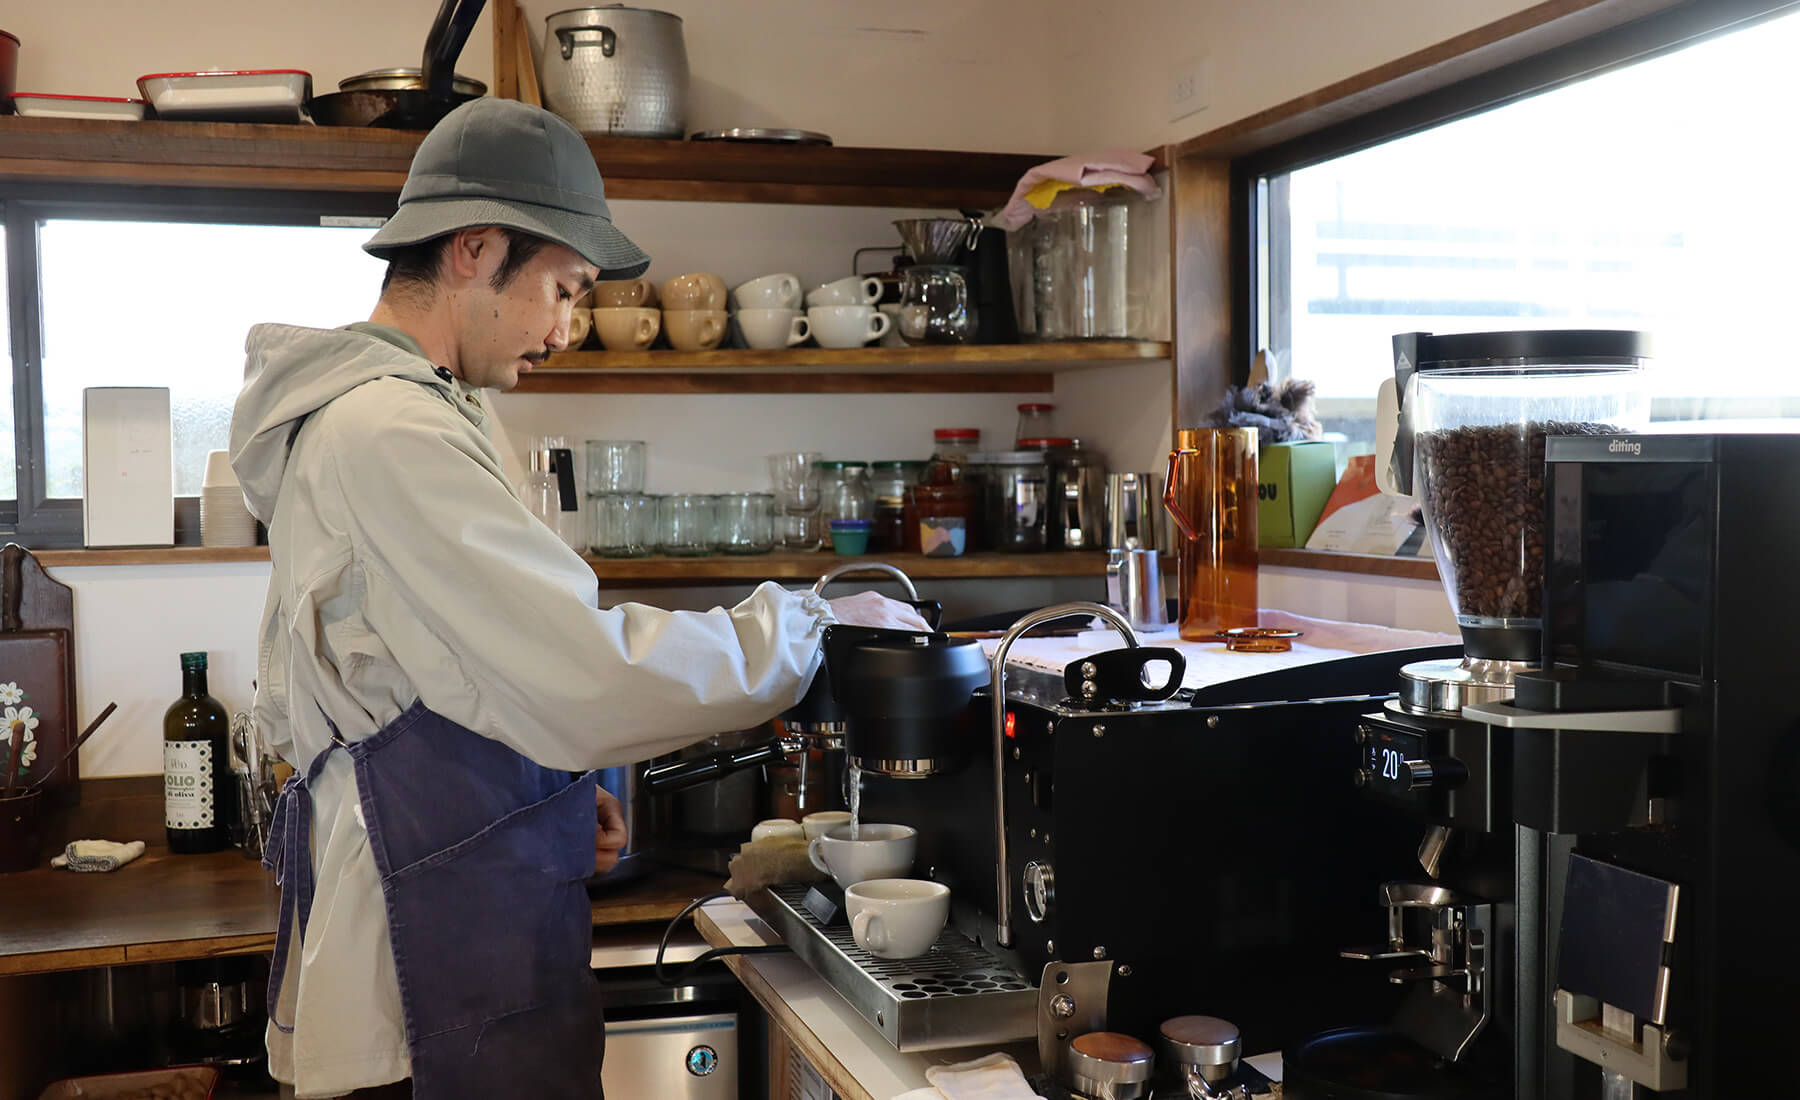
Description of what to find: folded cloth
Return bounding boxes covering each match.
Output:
[996,150,1161,229]
[724,835,824,899]
[51,839,146,872]
[901,1053,1043,1100]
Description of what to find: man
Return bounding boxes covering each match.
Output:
[229,98,927,1100]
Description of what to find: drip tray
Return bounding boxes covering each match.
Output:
[747,883,1039,1051]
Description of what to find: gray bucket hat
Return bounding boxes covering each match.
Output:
[364,98,651,279]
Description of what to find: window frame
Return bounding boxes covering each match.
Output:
[0,183,392,547]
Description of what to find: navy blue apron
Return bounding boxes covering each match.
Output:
[265,700,603,1098]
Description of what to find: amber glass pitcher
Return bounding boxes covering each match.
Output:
[1164,427,1259,639]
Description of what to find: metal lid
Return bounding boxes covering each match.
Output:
[869,460,924,470]
[690,127,832,145]
[967,451,1051,465]
[548,5,683,23]
[1,30,22,45]
[1397,657,1524,715]
[1017,402,1055,412]
[934,428,981,440]
[1069,1032,1156,1084]
[1405,329,1650,369]
[1160,1015,1241,1079]
[1019,436,1077,449]
[338,68,486,95]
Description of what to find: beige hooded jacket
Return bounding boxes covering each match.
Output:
[230,321,830,1095]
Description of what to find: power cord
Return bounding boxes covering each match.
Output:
[655,890,791,986]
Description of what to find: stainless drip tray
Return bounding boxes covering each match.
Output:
[747,883,1038,1051]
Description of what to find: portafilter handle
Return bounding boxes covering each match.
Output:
[811,561,920,602]
[991,602,1139,948]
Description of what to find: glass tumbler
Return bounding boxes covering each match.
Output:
[768,451,824,551]
[586,440,647,495]
[716,492,775,554]
[589,492,658,558]
[659,494,716,556]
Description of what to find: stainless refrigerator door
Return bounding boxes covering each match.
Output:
[602,1011,738,1099]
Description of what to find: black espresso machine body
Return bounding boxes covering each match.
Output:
[859,644,1461,1056]
[1477,432,1800,1098]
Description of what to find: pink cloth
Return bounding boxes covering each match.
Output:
[996,150,1161,228]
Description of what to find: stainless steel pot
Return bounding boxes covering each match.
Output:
[1,30,18,112]
[541,5,687,139]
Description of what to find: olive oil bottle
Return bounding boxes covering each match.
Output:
[164,651,233,853]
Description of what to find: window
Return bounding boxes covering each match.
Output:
[1253,4,1800,450]
[1,188,390,543]
[0,225,14,501]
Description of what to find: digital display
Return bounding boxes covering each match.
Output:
[1365,726,1427,799]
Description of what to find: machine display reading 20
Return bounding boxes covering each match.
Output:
[1365,726,1427,798]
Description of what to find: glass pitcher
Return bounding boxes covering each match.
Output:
[897,264,977,345]
[1164,427,1259,638]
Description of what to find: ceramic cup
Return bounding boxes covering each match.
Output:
[800,810,851,841]
[732,272,803,311]
[808,305,891,349]
[808,823,917,890]
[751,818,805,842]
[737,308,811,349]
[664,309,729,351]
[661,272,729,311]
[591,277,658,309]
[846,878,950,959]
[592,307,661,351]
[805,275,884,308]
[565,307,591,350]
[877,302,905,347]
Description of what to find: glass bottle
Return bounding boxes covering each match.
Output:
[522,437,585,551]
[867,461,922,552]
[821,462,874,523]
[164,652,234,854]
[1015,403,1057,447]
[922,428,980,485]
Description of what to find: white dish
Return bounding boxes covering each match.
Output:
[136,69,312,123]
[11,94,148,122]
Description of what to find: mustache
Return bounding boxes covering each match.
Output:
[522,349,550,365]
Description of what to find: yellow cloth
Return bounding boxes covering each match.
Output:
[1021,179,1131,211]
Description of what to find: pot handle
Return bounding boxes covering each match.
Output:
[558,24,617,61]
[1164,448,1201,540]
[421,0,486,99]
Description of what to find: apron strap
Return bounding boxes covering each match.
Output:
[263,707,350,1033]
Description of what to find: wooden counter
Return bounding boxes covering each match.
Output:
[0,777,723,977]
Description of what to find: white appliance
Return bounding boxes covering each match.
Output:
[82,387,174,548]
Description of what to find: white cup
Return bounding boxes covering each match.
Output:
[737,308,811,349]
[808,305,891,349]
[808,823,916,889]
[800,810,851,841]
[846,878,950,959]
[805,275,883,308]
[751,818,805,842]
[877,303,905,348]
[732,272,803,311]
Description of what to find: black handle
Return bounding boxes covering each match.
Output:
[641,739,790,795]
[420,0,486,99]
[552,448,578,512]
[1,544,20,633]
[1064,647,1186,705]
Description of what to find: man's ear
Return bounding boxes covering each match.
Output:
[445,227,501,283]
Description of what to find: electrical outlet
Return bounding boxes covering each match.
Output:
[1168,56,1208,122]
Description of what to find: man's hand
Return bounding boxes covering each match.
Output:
[828,591,932,632]
[595,786,629,874]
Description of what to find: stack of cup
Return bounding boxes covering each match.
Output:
[768,451,824,551]
[589,278,662,351]
[201,450,257,547]
[661,273,729,351]
[805,277,890,348]
[731,273,809,349]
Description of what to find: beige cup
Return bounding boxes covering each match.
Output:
[737,308,811,349]
[664,309,728,351]
[800,810,851,841]
[751,818,805,842]
[808,305,891,349]
[565,307,592,350]
[661,272,729,311]
[808,823,916,890]
[592,307,661,351]
[846,878,950,959]
[592,277,658,308]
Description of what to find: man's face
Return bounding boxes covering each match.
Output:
[455,233,598,391]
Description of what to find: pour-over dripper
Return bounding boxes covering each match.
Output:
[893,217,981,264]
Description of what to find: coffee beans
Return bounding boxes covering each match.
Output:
[1416,422,1617,620]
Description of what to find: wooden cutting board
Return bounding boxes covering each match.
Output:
[0,545,77,805]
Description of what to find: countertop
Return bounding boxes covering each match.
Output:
[0,776,726,977]
[694,896,1285,1100]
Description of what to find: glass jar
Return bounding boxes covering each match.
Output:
[659,494,716,557]
[902,481,975,557]
[585,439,646,495]
[967,451,1049,552]
[715,492,775,554]
[819,462,874,524]
[868,460,923,552]
[521,438,584,551]
[922,428,980,485]
[1015,404,1056,447]
[589,492,658,558]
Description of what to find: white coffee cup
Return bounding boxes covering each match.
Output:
[808,823,916,889]
[846,878,950,959]
[805,275,883,308]
[877,302,905,348]
[733,272,803,311]
[751,818,804,842]
[737,308,811,349]
[800,811,851,840]
[808,305,891,349]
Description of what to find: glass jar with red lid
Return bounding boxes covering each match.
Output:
[1015,403,1056,447]
[922,428,980,485]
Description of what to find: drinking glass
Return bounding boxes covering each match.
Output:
[716,492,775,554]
[586,440,647,495]
[659,494,716,556]
[589,492,658,558]
[768,451,823,551]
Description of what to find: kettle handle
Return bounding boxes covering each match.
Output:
[1163,448,1201,541]
[812,561,919,601]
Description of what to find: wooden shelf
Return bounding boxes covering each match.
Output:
[1260,547,1440,581]
[0,115,1058,207]
[518,341,1170,394]
[579,550,1115,584]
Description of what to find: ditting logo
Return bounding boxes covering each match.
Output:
[1608,439,1643,455]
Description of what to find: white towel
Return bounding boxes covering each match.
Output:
[894,1053,1045,1100]
[51,839,146,872]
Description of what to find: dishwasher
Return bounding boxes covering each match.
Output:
[593,931,765,1099]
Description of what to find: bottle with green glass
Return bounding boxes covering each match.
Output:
[163,651,234,854]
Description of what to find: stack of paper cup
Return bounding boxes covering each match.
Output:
[200,450,257,547]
